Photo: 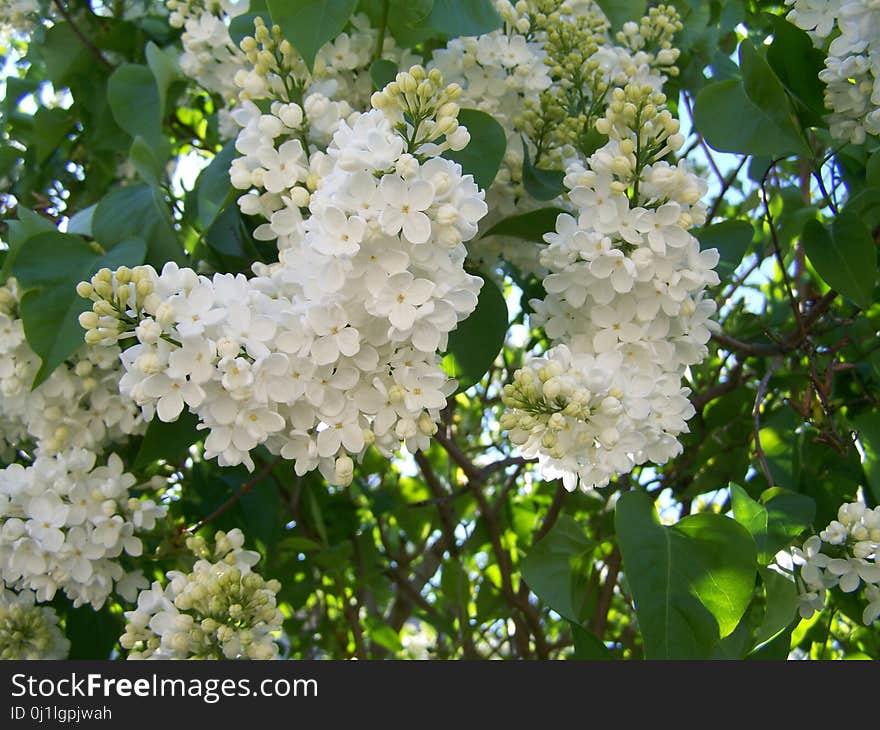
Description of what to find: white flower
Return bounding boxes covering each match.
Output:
[0,451,165,609]
[370,272,436,331]
[307,306,361,365]
[120,530,282,660]
[0,589,70,660]
[826,556,880,593]
[379,175,435,244]
[141,374,205,422]
[311,206,366,256]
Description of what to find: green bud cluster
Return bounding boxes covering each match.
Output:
[512,2,684,164]
[121,529,284,660]
[239,16,307,103]
[518,5,608,163]
[76,266,157,346]
[595,83,684,178]
[0,592,70,660]
[371,65,467,154]
[615,5,683,76]
[501,363,594,457]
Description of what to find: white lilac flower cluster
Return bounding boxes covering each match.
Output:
[500,82,719,491]
[167,2,412,139]
[776,501,880,625]
[429,0,553,276]
[0,588,70,659]
[0,279,145,460]
[0,449,166,609]
[120,528,282,659]
[167,0,251,136]
[785,0,880,143]
[0,0,39,35]
[78,66,487,485]
[431,1,682,278]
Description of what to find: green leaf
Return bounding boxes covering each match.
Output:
[93,184,187,266]
[595,0,646,30]
[133,410,201,470]
[766,15,827,127]
[730,483,814,564]
[748,627,792,659]
[570,621,612,659]
[107,64,161,148]
[739,40,807,151]
[370,58,398,91]
[42,23,92,85]
[33,107,73,164]
[753,566,798,650]
[762,488,816,543]
[62,602,123,659]
[2,76,39,118]
[387,0,434,37]
[854,412,880,503]
[442,275,507,392]
[425,0,501,37]
[444,109,506,190]
[145,41,179,120]
[696,219,754,274]
[483,207,567,242]
[0,209,55,283]
[196,140,237,227]
[520,515,594,622]
[129,136,163,186]
[802,211,876,310]
[693,78,807,157]
[615,491,758,659]
[522,140,564,200]
[66,205,97,237]
[13,234,146,386]
[867,150,880,189]
[267,0,358,72]
[796,430,863,526]
[0,144,22,178]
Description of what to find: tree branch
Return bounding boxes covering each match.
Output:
[753,357,783,486]
[188,457,281,533]
[52,0,114,70]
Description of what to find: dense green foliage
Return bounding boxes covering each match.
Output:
[1,0,879,660]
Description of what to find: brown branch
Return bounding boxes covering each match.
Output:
[705,157,748,226]
[533,482,567,543]
[691,362,744,412]
[492,463,525,521]
[761,160,806,340]
[414,450,459,556]
[591,546,621,639]
[188,457,281,533]
[753,358,783,486]
[52,1,114,70]
[432,430,484,484]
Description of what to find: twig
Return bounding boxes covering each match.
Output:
[374,0,390,63]
[52,0,114,70]
[711,289,837,357]
[691,362,744,412]
[188,457,281,533]
[705,157,748,225]
[761,160,806,339]
[492,463,525,521]
[414,450,460,555]
[591,546,621,639]
[533,482,567,543]
[711,332,786,357]
[753,357,783,486]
